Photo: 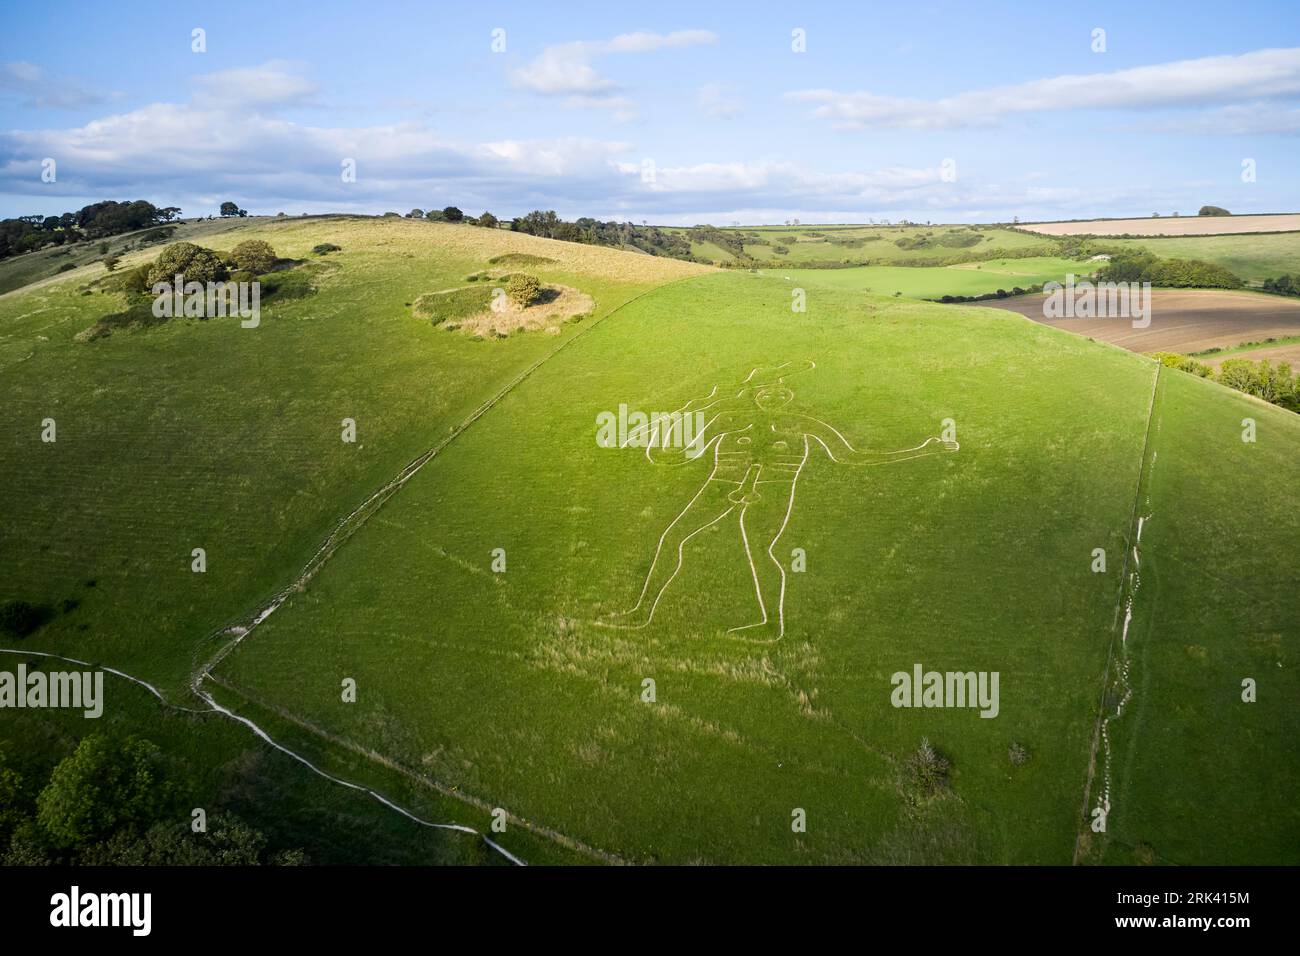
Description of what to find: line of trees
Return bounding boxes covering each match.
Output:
[0,200,181,260]
[1097,251,1243,289]
[507,209,697,259]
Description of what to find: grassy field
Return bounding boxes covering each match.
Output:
[3,218,1294,866]
[761,257,1093,300]
[1087,370,1300,865]
[213,269,1162,864]
[0,216,706,701]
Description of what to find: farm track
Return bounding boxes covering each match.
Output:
[178,273,708,865]
[1073,364,1162,865]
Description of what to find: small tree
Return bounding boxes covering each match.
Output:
[219,201,240,217]
[442,206,464,222]
[228,239,277,274]
[905,738,950,797]
[36,735,168,848]
[146,242,228,286]
[478,211,499,229]
[506,273,540,307]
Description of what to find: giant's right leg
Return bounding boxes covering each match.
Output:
[598,480,736,628]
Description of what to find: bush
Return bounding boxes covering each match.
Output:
[102,255,120,272]
[312,243,341,255]
[1198,205,1231,216]
[905,738,950,797]
[146,242,228,286]
[478,212,499,229]
[228,240,277,275]
[1150,351,1213,377]
[1262,274,1298,296]
[0,600,52,638]
[505,273,541,307]
[443,206,464,222]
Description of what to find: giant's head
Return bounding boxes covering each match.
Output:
[754,385,794,410]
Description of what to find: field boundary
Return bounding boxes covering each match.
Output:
[1072,364,1162,865]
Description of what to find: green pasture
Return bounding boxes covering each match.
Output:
[761,257,1094,300]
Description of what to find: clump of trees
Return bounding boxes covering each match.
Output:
[1198,205,1231,216]
[1151,351,1299,411]
[0,200,180,261]
[0,735,305,865]
[507,209,699,260]
[1262,275,1299,297]
[219,201,248,218]
[1097,251,1243,289]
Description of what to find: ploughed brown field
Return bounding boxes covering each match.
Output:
[977,289,1300,354]
[1016,214,1300,237]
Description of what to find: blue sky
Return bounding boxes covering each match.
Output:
[1,0,1298,224]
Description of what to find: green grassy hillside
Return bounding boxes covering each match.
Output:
[0,217,706,699]
[214,269,1161,864]
[3,218,1293,867]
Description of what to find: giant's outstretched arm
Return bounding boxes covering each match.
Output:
[801,416,958,465]
[644,412,733,465]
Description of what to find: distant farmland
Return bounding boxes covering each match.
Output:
[977,289,1300,354]
[1017,214,1300,237]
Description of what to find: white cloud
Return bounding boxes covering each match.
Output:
[511,29,718,119]
[788,47,1300,130]
[0,61,108,109]
[192,60,320,109]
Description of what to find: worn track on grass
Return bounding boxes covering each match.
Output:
[1073,364,1162,865]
